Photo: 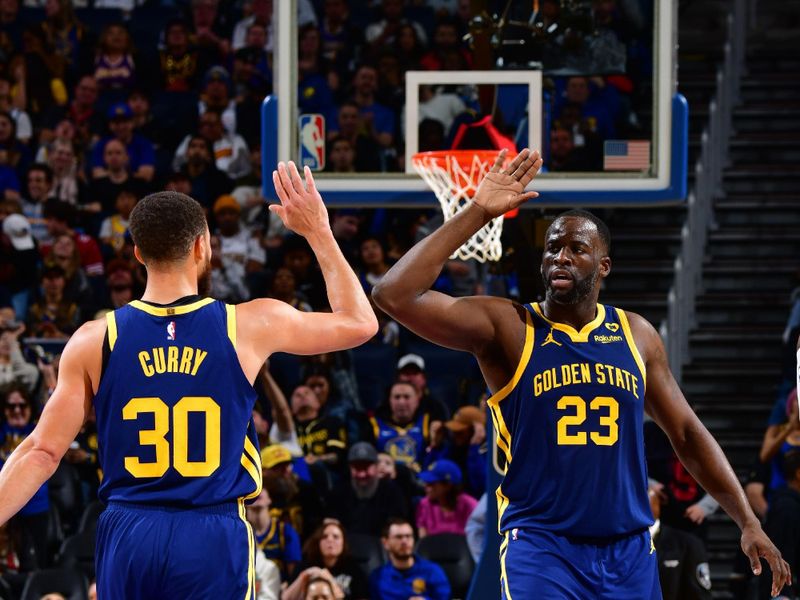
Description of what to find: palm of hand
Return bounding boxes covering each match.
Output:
[473,172,525,218]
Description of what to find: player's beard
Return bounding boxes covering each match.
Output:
[542,266,600,305]
[197,257,211,296]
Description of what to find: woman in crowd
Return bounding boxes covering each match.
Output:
[416,458,478,538]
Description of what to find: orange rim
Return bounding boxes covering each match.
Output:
[411,150,503,172]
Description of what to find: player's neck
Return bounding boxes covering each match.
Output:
[540,297,599,331]
[140,268,199,304]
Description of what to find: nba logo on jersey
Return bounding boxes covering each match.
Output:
[299,114,325,170]
[166,321,176,341]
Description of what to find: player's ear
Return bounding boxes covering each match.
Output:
[599,256,611,278]
[132,245,145,266]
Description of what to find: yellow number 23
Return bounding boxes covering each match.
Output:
[556,395,619,446]
[123,396,221,478]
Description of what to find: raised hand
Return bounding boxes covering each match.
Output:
[472,148,543,220]
[270,161,330,238]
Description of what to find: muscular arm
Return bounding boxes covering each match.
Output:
[628,312,791,595]
[235,163,378,382]
[0,319,102,525]
[372,150,542,389]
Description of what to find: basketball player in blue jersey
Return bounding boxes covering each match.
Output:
[0,161,378,600]
[373,148,792,599]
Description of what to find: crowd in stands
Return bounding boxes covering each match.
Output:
[0,1,758,600]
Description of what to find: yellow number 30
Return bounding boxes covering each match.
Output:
[557,395,619,446]
[123,396,221,478]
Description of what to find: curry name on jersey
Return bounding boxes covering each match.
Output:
[488,303,653,538]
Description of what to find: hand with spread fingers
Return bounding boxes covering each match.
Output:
[270,161,330,238]
[741,522,792,597]
[472,148,544,221]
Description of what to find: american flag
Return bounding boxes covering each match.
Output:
[603,140,651,171]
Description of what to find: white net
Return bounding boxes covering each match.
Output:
[411,151,504,263]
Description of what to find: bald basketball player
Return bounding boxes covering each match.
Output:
[372,148,791,599]
[0,162,377,599]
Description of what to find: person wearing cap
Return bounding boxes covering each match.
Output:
[424,404,487,499]
[199,65,238,137]
[261,444,324,539]
[246,489,302,582]
[173,108,251,181]
[1,212,38,319]
[416,459,478,538]
[325,442,408,536]
[370,381,432,472]
[90,102,155,182]
[209,193,265,302]
[396,353,449,425]
[369,518,450,600]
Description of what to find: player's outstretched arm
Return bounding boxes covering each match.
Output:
[235,162,377,380]
[372,149,542,357]
[628,312,792,597]
[0,319,102,525]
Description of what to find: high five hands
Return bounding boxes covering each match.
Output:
[472,148,544,221]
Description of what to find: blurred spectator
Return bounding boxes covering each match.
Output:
[260,365,303,456]
[0,316,37,392]
[284,568,344,600]
[760,388,800,464]
[395,353,449,423]
[370,381,432,471]
[305,361,360,424]
[425,405,486,498]
[293,519,369,600]
[760,450,800,599]
[556,76,616,141]
[548,123,591,172]
[41,0,85,77]
[0,110,32,180]
[369,518,450,600]
[0,154,20,201]
[177,134,234,209]
[246,489,302,582]
[40,200,104,277]
[231,150,272,230]
[0,75,31,144]
[0,520,36,589]
[365,0,427,49]
[319,0,363,90]
[330,208,360,265]
[326,442,408,535]
[326,137,355,174]
[232,21,272,103]
[420,18,472,71]
[0,213,39,317]
[91,103,155,182]
[174,108,251,180]
[0,0,23,54]
[45,233,94,318]
[88,139,148,215]
[93,24,136,102]
[357,236,389,295]
[291,384,347,472]
[0,386,50,568]
[744,455,771,523]
[374,51,404,114]
[762,390,800,493]
[233,0,318,52]
[158,19,201,93]
[261,444,325,539]
[464,493,486,562]
[343,65,394,150]
[392,23,425,73]
[328,102,381,172]
[198,66,237,137]
[98,188,137,255]
[375,450,420,509]
[26,264,79,338]
[281,235,326,310]
[649,483,712,600]
[103,261,134,309]
[21,163,54,242]
[13,24,66,123]
[255,550,281,600]
[210,193,264,298]
[189,0,231,64]
[63,407,100,503]
[419,85,467,139]
[298,24,335,116]
[268,266,312,312]
[416,459,477,537]
[40,76,103,149]
[46,139,85,207]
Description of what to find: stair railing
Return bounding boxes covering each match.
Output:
[662,0,749,383]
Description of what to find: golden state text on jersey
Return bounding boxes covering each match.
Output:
[488,303,652,538]
[93,298,262,507]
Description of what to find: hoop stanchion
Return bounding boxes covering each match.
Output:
[411,150,508,263]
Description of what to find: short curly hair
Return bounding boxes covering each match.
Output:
[129,191,207,264]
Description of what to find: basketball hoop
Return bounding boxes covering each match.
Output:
[411,150,508,263]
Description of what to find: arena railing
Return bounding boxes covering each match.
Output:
[661,0,749,384]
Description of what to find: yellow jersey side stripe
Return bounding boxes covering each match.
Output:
[128,297,215,317]
[237,498,255,600]
[240,452,263,500]
[500,532,513,600]
[532,302,606,343]
[105,311,118,351]
[496,485,510,533]
[226,304,237,348]
[617,309,647,390]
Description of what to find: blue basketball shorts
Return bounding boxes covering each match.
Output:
[499,527,662,600]
[96,500,256,600]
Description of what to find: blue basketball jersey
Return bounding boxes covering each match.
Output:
[370,413,430,470]
[93,297,262,507]
[488,303,652,538]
